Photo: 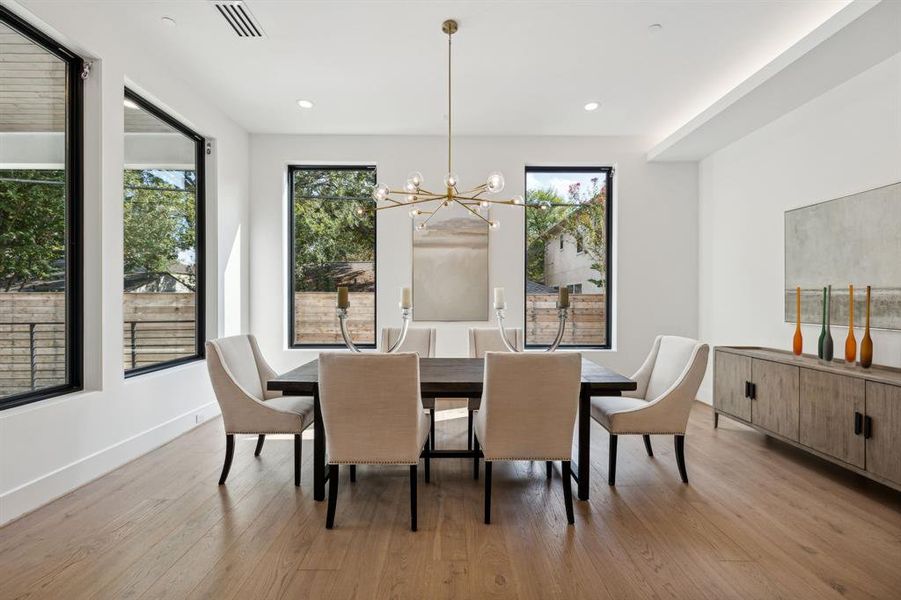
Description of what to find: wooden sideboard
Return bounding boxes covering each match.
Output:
[714,346,901,492]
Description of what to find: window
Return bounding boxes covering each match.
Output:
[0,8,83,409]
[524,166,612,348]
[123,89,205,375]
[289,166,376,347]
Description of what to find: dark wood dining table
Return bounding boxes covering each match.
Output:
[268,357,636,502]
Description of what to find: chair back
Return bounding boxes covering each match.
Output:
[479,352,581,460]
[206,335,279,432]
[380,327,436,357]
[645,336,707,401]
[468,327,523,357]
[318,352,424,464]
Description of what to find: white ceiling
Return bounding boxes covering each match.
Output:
[23,0,850,141]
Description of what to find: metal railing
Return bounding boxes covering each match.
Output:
[0,320,196,396]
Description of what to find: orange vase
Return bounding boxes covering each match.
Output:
[792,286,803,356]
[860,286,873,368]
[845,284,856,363]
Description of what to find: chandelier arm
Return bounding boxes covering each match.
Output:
[453,195,516,205]
[375,195,449,211]
[454,199,493,225]
[447,24,452,177]
[421,202,445,226]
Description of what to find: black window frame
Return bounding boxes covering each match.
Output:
[523,165,613,350]
[287,164,378,349]
[123,88,206,377]
[0,6,83,410]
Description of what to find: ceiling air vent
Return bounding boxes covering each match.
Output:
[212,1,265,38]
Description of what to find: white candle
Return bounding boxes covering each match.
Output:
[400,287,412,309]
[494,287,506,310]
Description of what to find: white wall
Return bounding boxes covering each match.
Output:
[0,1,250,524]
[697,52,901,402]
[250,134,699,378]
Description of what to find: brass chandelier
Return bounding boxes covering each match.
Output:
[368,19,535,231]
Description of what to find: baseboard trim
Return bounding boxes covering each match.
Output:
[0,401,221,526]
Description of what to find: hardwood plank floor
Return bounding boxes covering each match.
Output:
[1,402,899,600]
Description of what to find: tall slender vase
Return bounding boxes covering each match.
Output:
[792,286,803,356]
[860,285,873,368]
[823,285,834,362]
[845,284,857,364]
[817,287,826,359]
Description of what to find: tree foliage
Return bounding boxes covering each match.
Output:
[0,170,66,291]
[292,168,375,292]
[123,169,197,290]
[525,176,607,290]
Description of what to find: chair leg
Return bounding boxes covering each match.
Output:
[425,408,434,452]
[484,461,493,524]
[349,465,356,483]
[326,464,339,529]
[424,437,431,484]
[608,434,618,486]
[562,461,575,525]
[714,412,719,428]
[218,434,235,485]
[643,434,653,457]
[410,465,418,532]
[675,435,688,483]
[473,435,480,480]
[546,461,553,480]
[254,434,265,457]
[467,409,473,451]
[294,434,301,487]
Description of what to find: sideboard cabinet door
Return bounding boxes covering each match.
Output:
[715,350,751,421]
[799,369,865,468]
[751,359,799,441]
[865,382,901,486]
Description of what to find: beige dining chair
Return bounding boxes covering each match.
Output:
[318,352,431,531]
[472,352,581,525]
[466,327,522,450]
[381,327,438,453]
[590,335,709,485]
[206,335,314,487]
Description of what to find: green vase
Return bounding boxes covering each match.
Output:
[817,287,826,359]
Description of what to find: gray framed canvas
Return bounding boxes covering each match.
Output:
[412,203,488,321]
[784,182,901,330]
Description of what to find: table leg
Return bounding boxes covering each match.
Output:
[313,387,327,502]
[576,385,591,501]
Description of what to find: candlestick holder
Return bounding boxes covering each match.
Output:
[496,305,569,353]
[337,306,412,353]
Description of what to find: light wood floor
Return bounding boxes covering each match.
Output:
[1,402,900,600]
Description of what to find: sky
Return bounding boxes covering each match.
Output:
[526,170,606,203]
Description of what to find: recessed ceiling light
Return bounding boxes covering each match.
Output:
[123,98,140,110]
[648,23,663,33]
[297,99,314,109]
[161,16,177,28]
[584,101,600,111]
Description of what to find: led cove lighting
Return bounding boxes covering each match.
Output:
[584,101,600,111]
[297,99,314,109]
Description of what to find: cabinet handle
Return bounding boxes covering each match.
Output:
[750,383,757,400]
[744,381,751,398]
[864,416,873,439]
[854,412,863,435]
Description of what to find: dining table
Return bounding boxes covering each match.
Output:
[268,357,636,502]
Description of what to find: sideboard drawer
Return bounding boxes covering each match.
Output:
[799,369,865,468]
[865,382,901,486]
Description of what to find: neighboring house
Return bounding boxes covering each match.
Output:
[125,261,195,293]
[542,220,602,294]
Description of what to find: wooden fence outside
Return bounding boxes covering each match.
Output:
[0,292,197,397]
[294,292,375,345]
[526,293,607,347]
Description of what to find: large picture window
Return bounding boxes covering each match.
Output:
[289,165,376,347]
[0,8,82,408]
[525,166,612,348]
[123,89,205,375]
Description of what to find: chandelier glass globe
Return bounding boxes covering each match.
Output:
[486,171,505,193]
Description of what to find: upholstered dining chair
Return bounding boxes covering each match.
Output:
[590,335,709,485]
[472,352,581,525]
[318,352,431,531]
[381,327,437,453]
[465,327,522,450]
[206,335,314,487]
